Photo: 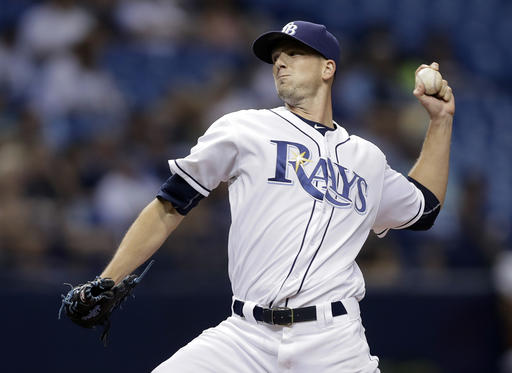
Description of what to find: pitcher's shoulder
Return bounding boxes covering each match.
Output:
[221,107,279,121]
[346,133,386,159]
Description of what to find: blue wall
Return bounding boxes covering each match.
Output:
[2,289,501,373]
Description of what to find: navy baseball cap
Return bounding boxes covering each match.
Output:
[253,21,340,65]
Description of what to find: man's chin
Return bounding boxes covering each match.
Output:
[277,89,301,107]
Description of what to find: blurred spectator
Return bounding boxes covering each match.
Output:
[447,175,499,268]
[114,0,188,43]
[0,1,510,371]
[494,249,512,373]
[0,26,33,100]
[0,0,509,307]
[195,4,249,52]
[93,154,160,237]
[26,26,126,149]
[16,0,96,60]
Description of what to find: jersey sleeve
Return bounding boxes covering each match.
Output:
[372,164,425,238]
[168,116,239,197]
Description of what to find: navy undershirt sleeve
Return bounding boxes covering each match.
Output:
[406,176,441,230]
[156,174,205,215]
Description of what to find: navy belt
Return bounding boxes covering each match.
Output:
[233,299,347,326]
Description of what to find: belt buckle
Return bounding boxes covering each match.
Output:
[271,306,294,326]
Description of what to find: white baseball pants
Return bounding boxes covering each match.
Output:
[152,298,380,373]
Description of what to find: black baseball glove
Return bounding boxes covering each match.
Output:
[58,260,154,345]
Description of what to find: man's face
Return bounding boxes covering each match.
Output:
[271,40,326,106]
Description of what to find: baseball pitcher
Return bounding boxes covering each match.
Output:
[60,21,454,372]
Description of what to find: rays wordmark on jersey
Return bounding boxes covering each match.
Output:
[268,140,368,213]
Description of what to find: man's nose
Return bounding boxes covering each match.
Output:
[274,53,286,68]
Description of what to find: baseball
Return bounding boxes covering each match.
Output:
[416,67,443,95]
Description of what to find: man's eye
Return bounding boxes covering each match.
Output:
[288,50,303,57]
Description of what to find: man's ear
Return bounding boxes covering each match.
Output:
[322,60,336,81]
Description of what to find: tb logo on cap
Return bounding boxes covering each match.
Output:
[282,22,298,35]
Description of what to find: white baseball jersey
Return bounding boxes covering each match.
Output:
[168,106,424,308]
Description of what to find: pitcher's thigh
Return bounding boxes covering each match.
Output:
[291,318,380,373]
[152,317,275,373]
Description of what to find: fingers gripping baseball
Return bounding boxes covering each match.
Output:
[414,62,454,117]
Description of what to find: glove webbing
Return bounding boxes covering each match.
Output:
[58,260,155,346]
[100,260,155,345]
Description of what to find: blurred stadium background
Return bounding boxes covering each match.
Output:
[0,0,511,372]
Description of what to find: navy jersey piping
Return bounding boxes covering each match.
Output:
[268,108,325,307]
[375,228,386,236]
[284,138,351,305]
[268,109,321,154]
[335,137,351,154]
[375,197,424,236]
[269,200,317,308]
[291,206,336,302]
[174,160,211,194]
[291,112,336,136]
[394,197,424,228]
[374,185,424,236]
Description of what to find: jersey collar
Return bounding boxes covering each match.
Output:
[273,106,349,140]
[291,112,335,136]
